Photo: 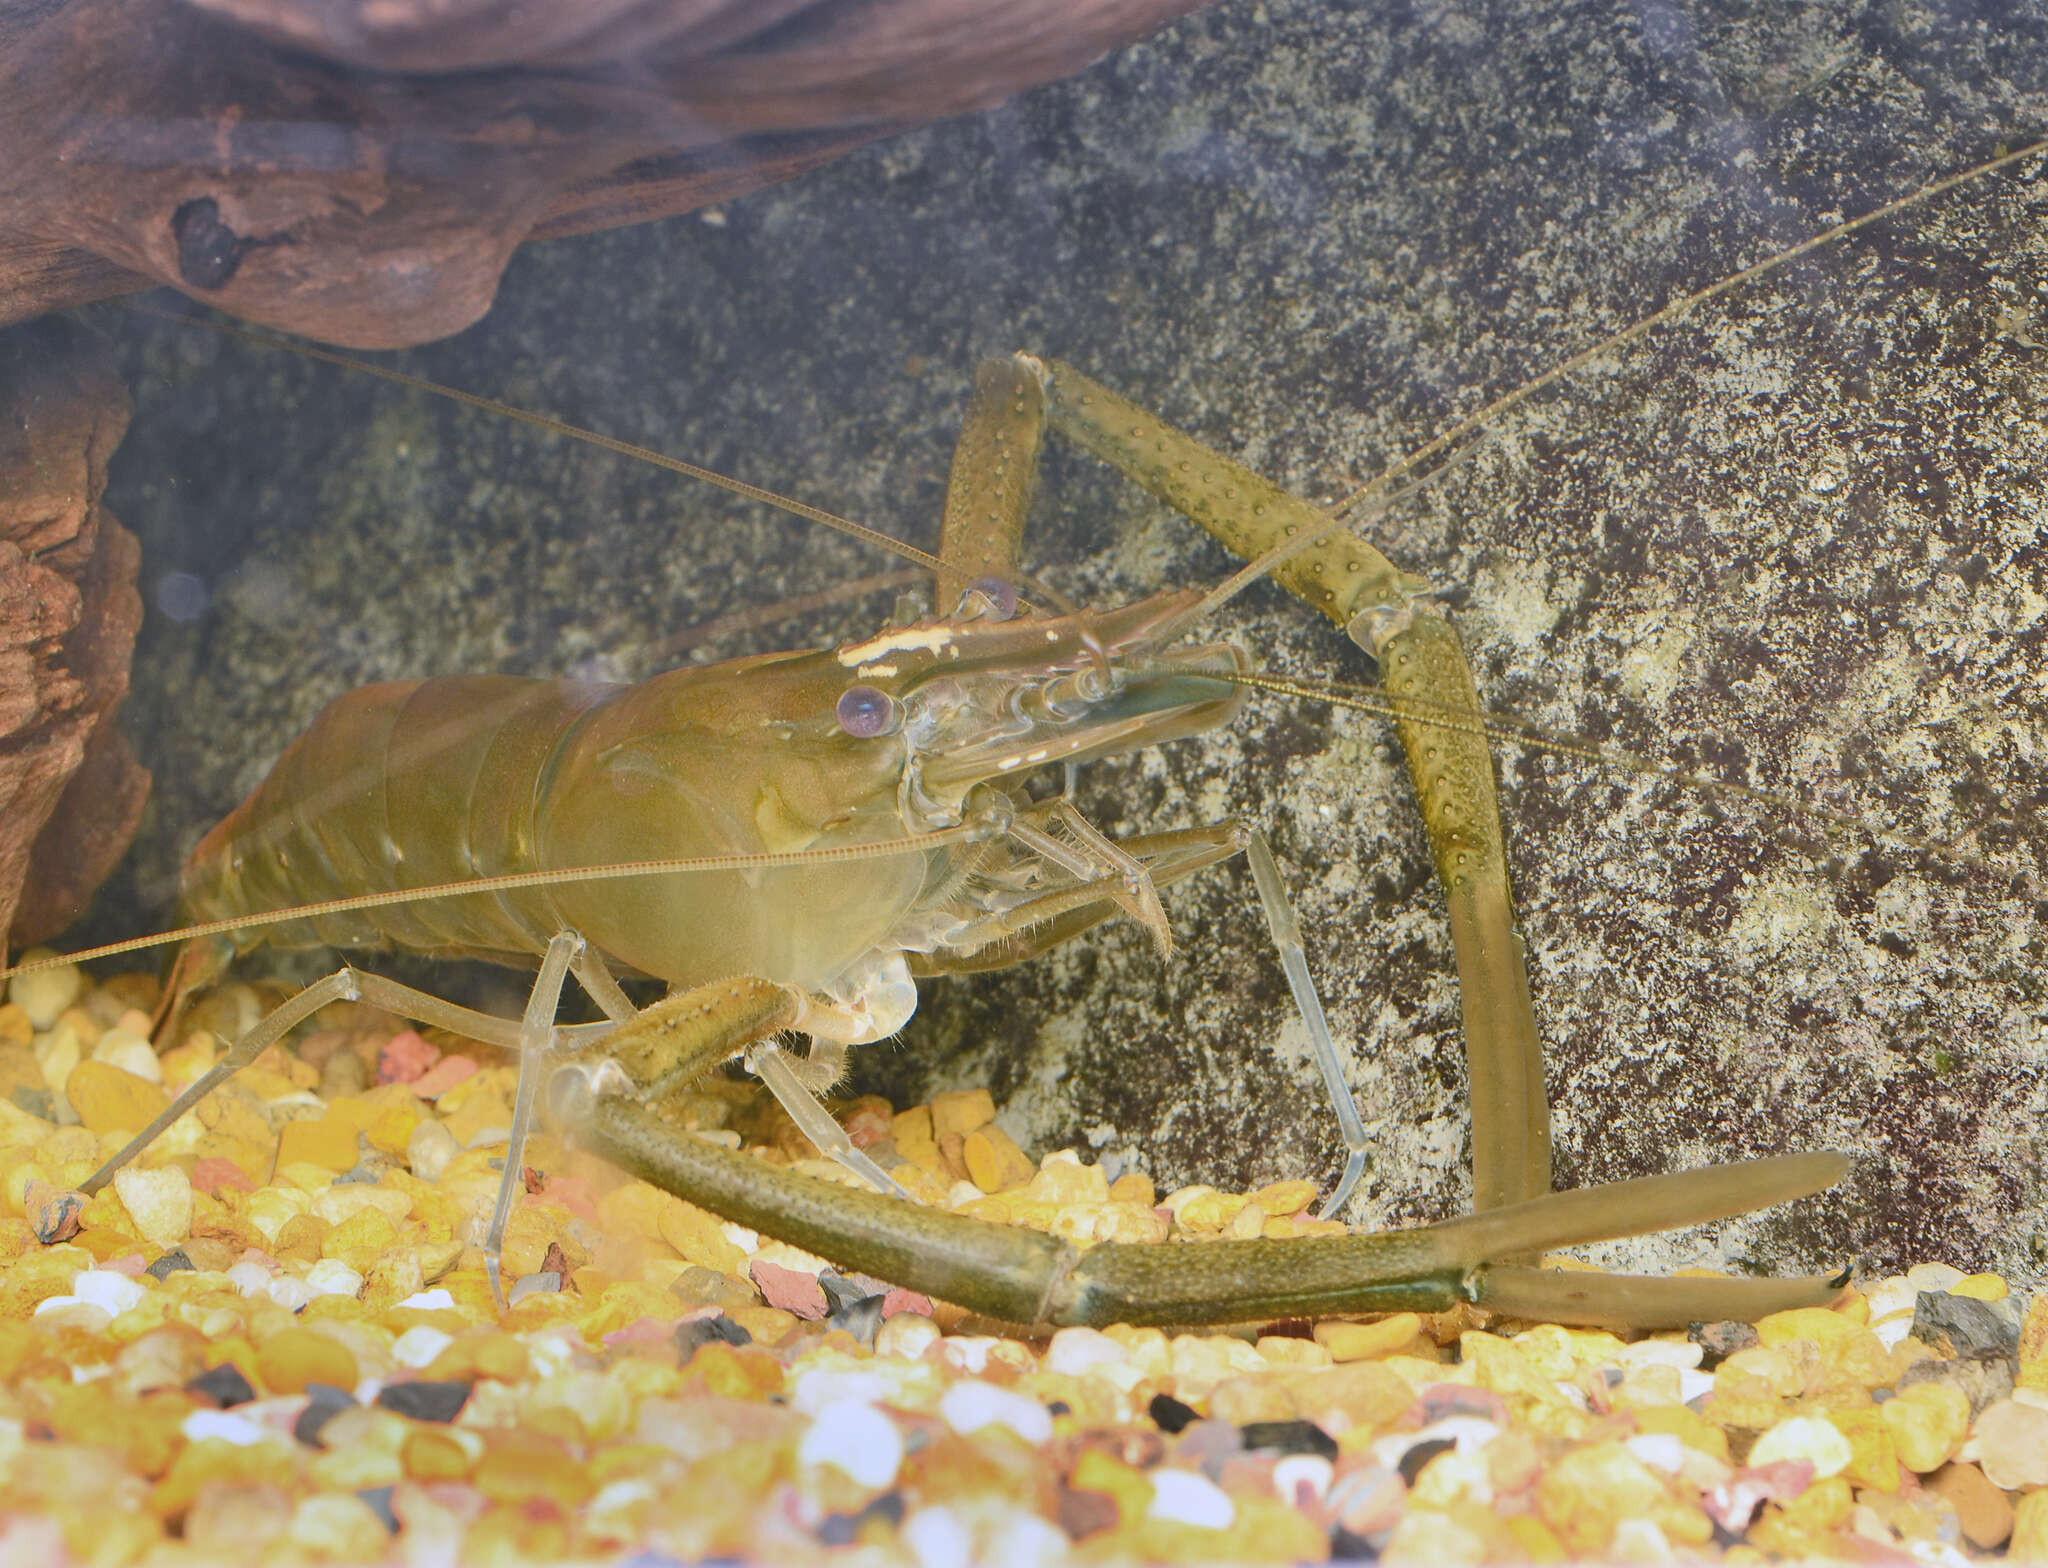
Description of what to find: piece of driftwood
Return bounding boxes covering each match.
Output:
[0,0,1205,348]
[0,317,147,952]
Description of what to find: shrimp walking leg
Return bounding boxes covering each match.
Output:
[83,963,540,1196]
[1030,355,1550,1214]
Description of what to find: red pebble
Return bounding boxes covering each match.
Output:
[1704,1458,1817,1533]
[190,1158,257,1197]
[378,1029,441,1085]
[529,1174,598,1224]
[880,1288,934,1319]
[603,1317,682,1349]
[407,1056,478,1099]
[748,1260,829,1319]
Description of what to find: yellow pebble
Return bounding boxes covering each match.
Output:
[256,1326,360,1394]
[65,1060,172,1138]
[1310,1310,1425,1359]
[475,1433,594,1509]
[1950,1272,2008,1301]
[274,1115,359,1173]
[929,1087,995,1141]
[2011,1489,2048,1561]
[322,1205,399,1270]
[1249,1178,1318,1216]
[404,1424,483,1481]
[1107,1170,1155,1208]
[962,1125,1035,1193]
[1880,1380,1969,1472]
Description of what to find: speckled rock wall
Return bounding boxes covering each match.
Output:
[84,0,2048,1290]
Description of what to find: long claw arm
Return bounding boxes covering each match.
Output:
[1034,355,1551,1213]
[571,1072,1847,1329]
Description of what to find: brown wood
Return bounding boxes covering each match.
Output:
[0,0,1206,349]
[0,317,147,951]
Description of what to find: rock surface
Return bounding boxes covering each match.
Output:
[84,0,2048,1286]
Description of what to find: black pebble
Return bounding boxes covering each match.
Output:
[375,1379,473,1423]
[819,1490,905,1543]
[825,1294,887,1349]
[674,1314,753,1359]
[1148,1393,1199,1434]
[817,1270,872,1315]
[1239,1418,1338,1460]
[355,1485,399,1533]
[1395,1436,1457,1487]
[186,1362,256,1408]
[293,1383,357,1447]
[1329,1523,1380,1562]
[146,1250,196,1282]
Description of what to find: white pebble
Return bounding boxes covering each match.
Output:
[391,1325,454,1369]
[1906,1262,1967,1293]
[796,1400,903,1488]
[404,1119,459,1182]
[1613,1338,1703,1373]
[938,1335,1000,1374]
[875,1312,941,1360]
[90,1031,162,1084]
[1627,1432,1690,1474]
[718,1221,759,1254]
[396,1288,456,1312]
[303,1260,363,1298]
[181,1409,268,1446]
[792,1366,891,1415]
[1864,1275,1918,1322]
[264,1276,315,1313]
[226,1260,273,1298]
[1043,1326,1129,1377]
[69,1269,146,1318]
[1750,1414,1852,1478]
[902,1507,971,1568]
[1272,1453,1333,1504]
[1148,1468,1235,1529]
[31,1297,109,1328]
[11,957,83,1030]
[939,1380,1053,1445]
[112,1165,193,1250]
[1678,1368,1716,1405]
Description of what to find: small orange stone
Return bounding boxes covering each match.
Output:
[256,1325,359,1394]
[929,1087,996,1140]
[474,1433,594,1510]
[274,1115,360,1173]
[65,1060,172,1138]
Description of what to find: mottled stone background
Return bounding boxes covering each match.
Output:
[76,0,2048,1288]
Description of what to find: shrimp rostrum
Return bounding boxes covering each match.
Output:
[62,351,1847,1330]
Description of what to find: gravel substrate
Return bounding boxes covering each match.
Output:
[2,959,2045,1565]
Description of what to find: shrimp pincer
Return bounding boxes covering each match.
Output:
[34,347,1850,1329]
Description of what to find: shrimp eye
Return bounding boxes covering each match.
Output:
[964,575,1020,621]
[836,683,897,738]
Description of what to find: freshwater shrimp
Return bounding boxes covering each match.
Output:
[63,35,2048,1292]
[24,336,1851,1328]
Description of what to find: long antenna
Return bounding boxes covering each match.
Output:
[125,302,948,578]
